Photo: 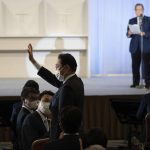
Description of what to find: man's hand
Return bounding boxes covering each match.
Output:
[140,32,145,36]
[28,44,36,63]
[128,30,133,36]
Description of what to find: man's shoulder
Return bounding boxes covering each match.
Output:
[23,111,39,124]
[129,17,137,22]
[144,16,150,21]
[13,101,22,109]
[66,75,83,85]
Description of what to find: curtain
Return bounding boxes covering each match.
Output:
[88,0,150,75]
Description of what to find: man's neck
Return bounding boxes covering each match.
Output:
[63,73,75,83]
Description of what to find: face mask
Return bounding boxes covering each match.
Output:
[55,71,64,81]
[25,99,39,110]
[55,67,65,81]
[38,101,51,115]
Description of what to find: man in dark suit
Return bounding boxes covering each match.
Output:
[44,106,82,150]
[127,3,150,88]
[137,85,150,120]
[27,44,84,139]
[16,87,39,150]
[22,90,54,150]
[10,80,39,150]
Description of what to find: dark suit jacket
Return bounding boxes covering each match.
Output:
[10,101,22,149]
[137,93,150,120]
[38,67,84,139]
[22,111,49,150]
[44,135,81,150]
[127,16,150,54]
[16,107,31,150]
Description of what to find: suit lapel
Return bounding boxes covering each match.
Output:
[35,112,47,133]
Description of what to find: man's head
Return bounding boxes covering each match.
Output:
[23,80,39,91]
[21,80,39,101]
[135,3,144,17]
[38,90,54,116]
[21,87,39,110]
[86,128,107,148]
[60,106,82,134]
[55,53,77,81]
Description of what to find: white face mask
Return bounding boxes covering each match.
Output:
[25,99,39,110]
[38,101,51,115]
[55,70,64,81]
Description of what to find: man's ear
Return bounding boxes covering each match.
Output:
[65,64,71,71]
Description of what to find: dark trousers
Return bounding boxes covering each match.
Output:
[131,50,150,86]
[143,53,150,86]
[131,50,141,85]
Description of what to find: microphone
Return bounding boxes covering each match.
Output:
[139,14,143,26]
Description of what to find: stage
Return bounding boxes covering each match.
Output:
[0,75,147,96]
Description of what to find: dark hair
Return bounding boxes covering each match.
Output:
[135,3,144,10]
[86,128,107,148]
[60,106,82,134]
[39,90,54,100]
[23,80,39,92]
[58,53,77,72]
[21,87,39,101]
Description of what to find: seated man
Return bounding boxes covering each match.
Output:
[16,87,39,150]
[44,106,82,150]
[10,80,39,150]
[22,90,54,150]
[137,86,150,120]
[85,128,107,150]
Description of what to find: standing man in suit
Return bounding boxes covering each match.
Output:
[127,3,150,88]
[16,87,39,150]
[27,44,84,140]
[44,106,83,150]
[22,90,54,150]
[10,80,39,150]
[137,85,150,120]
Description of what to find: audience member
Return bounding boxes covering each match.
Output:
[22,90,54,150]
[44,106,82,150]
[16,87,39,150]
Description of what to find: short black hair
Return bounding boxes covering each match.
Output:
[135,3,144,10]
[58,53,77,72]
[39,90,54,100]
[60,106,82,134]
[23,80,39,92]
[21,87,39,101]
[86,128,107,148]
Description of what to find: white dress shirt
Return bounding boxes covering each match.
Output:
[36,109,51,132]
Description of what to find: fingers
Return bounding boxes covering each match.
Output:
[28,43,32,51]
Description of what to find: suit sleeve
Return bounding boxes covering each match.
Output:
[59,86,74,112]
[144,18,150,38]
[136,96,147,120]
[22,118,42,150]
[126,19,133,38]
[38,67,62,88]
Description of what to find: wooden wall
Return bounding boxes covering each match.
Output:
[0,95,141,141]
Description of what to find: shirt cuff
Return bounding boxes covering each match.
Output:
[33,61,42,71]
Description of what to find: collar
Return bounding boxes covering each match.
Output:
[36,109,48,122]
[63,132,79,136]
[22,104,33,113]
[63,73,75,83]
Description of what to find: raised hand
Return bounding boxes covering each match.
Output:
[28,43,36,63]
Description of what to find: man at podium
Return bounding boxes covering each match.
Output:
[127,3,150,89]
